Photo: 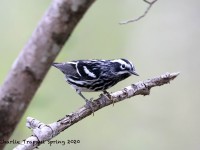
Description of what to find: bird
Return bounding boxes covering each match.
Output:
[52,59,139,113]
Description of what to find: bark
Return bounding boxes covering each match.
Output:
[0,0,95,149]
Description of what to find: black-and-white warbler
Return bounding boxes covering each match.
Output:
[52,59,139,112]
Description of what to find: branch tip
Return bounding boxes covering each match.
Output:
[119,0,158,25]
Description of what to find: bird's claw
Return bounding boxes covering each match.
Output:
[103,91,115,106]
[85,99,95,116]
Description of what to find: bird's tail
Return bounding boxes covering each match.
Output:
[52,62,60,68]
[52,62,69,74]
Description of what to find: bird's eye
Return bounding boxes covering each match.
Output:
[121,64,126,69]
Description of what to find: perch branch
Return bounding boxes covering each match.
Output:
[14,72,179,150]
[0,0,95,149]
[119,0,158,25]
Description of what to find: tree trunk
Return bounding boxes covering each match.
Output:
[0,0,95,149]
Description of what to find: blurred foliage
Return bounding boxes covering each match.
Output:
[0,0,200,149]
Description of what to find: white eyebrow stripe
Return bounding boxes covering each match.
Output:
[111,59,126,65]
[83,66,96,78]
[111,59,134,71]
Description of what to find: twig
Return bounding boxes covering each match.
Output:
[119,0,158,25]
[14,72,179,150]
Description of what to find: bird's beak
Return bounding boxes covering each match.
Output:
[131,71,139,76]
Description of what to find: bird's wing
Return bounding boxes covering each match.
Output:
[53,60,107,81]
[76,60,102,80]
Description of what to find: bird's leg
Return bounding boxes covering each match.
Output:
[76,90,95,115]
[103,90,114,106]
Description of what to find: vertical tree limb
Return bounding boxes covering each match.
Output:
[0,0,95,149]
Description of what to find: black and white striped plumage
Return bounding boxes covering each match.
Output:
[52,59,139,102]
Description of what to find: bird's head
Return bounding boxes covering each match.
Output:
[110,59,139,76]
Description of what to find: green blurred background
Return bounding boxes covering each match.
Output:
[0,0,200,149]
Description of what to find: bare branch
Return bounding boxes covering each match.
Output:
[0,0,95,149]
[119,0,158,25]
[14,72,179,150]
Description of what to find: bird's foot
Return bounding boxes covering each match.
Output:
[85,99,95,116]
[103,91,115,106]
